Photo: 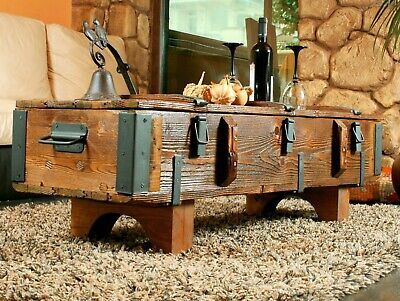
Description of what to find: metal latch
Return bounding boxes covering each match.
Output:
[351,122,364,153]
[282,118,296,154]
[192,115,209,157]
[39,123,88,153]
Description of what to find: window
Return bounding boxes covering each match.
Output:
[169,0,298,47]
[166,0,299,94]
[169,0,264,45]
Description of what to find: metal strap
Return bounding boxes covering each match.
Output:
[172,155,183,206]
[298,152,305,193]
[360,151,365,187]
[12,110,27,182]
[374,123,383,176]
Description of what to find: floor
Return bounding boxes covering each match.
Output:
[343,269,400,301]
[1,197,399,300]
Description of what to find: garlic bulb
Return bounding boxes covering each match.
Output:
[233,89,248,106]
[183,83,211,100]
[210,78,236,105]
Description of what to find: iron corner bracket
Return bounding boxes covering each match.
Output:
[116,112,152,195]
[12,110,27,182]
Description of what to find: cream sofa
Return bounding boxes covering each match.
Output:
[0,12,131,199]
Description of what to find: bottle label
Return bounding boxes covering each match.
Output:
[249,63,255,102]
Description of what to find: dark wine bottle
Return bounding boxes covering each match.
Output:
[249,17,274,102]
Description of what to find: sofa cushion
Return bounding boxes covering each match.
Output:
[0,99,16,145]
[0,13,53,100]
[46,24,130,100]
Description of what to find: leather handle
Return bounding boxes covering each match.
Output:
[216,116,238,187]
[332,120,348,177]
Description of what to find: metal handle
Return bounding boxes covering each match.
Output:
[284,122,296,143]
[352,127,365,143]
[194,122,210,144]
[39,135,85,145]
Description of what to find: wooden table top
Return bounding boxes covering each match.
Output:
[16,94,380,121]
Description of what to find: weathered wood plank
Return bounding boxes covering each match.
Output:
[149,116,163,192]
[16,95,380,120]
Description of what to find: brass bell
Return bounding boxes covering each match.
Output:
[82,68,121,101]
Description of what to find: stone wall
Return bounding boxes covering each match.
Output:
[71,0,151,94]
[298,0,399,163]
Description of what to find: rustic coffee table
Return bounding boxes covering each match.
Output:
[12,95,382,253]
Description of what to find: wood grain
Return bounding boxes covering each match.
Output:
[16,108,378,204]
[16,95,380,121]
[302,187,350,221]
[71,198,194,253]
[149,116,163,192]
[246,193,283,216]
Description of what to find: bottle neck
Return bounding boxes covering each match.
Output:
[258,34,267,43]
[258,18,268,43]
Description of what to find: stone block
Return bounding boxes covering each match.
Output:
[72,0,110,7]
[108,3,137,38]
[298,41,331,80]
[388,39,400,61]
[319,88,378,114]
[125,38,150,81]
[363,6,390,38]
[299,0,337,19]
[317,7,362,49]
[127,0,150,12]
[374,63,400,108]
[339,0,381,8]
[302,79,329,105]
[383,105,400,155]
[71,6,105,32]
[298,19,321,41]
[331,35,393,91]
[138,82,149,94]
[137,13,150,49]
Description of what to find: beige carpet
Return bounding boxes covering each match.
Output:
[0,196,399,300]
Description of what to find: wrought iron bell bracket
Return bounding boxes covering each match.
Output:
[82,19,138,99]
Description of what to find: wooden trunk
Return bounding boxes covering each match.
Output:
[12,95,382,253]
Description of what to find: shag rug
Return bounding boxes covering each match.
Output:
[0,196,399,300]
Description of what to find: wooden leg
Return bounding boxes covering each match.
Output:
[71,198,195,254]
[302,187,350,221]
[246,193,283,217]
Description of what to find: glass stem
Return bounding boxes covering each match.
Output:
[293,48,300,80]
[229,48,235,77]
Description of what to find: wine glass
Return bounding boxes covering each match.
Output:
[223,42,243,85]
[280,45,307,109]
